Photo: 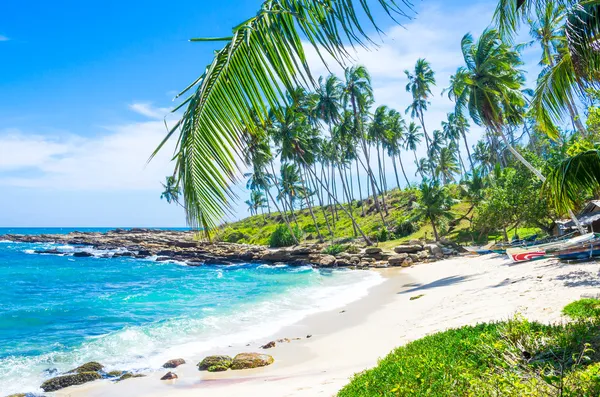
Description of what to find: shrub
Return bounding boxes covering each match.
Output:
[378,228,390,242]
[269,225,302,248]
[322,244,345,256]
[563,299,600,320]
[218,228,249,243]
[394,218,418,238]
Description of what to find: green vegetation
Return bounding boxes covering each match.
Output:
[269,225,302,248]
[563,299,600,320]
[409,294,424,301]
[338,315,600,396]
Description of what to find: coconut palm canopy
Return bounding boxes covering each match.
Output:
[153,0,414,231]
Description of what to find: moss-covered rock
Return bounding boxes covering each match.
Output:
[207,364,230,372]
[231,353,274,370]
[69,361,103,373]
[106,370,123,377]
[40,372,102,392]
[6,394,27,397]
[197,355,232,371]
[117,373,146,382]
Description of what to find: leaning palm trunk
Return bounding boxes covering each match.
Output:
[300,166,323,242]
[265,187,298,245]
[309,164,333,236]
[299,155,371,244]
[461,131,474,171]
[355,159,366,216]
[338,164,358,237]
[392,156,401,188]
[497,130,585,234]
[398,153,410,186]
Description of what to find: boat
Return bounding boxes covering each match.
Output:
[489,233,574,255]
[507,233,597,263]
[557,239,600,261]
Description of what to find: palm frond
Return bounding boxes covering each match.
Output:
[544,149,600,213]
[154,0,412,231]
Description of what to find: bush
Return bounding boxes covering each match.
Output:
[322,244,345,256]
[563,299,600,320]
[338,314,600,397]
[394,218,418,238]
[378,228,390,242]
[269,225,302,248]
[218,228,249,243]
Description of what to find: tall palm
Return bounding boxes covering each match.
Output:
[436,146,460,185]
[369,105,390,193]
[472,140,495,176]
[449,28,584,232]
[342,65,387,221]
[404,122,424,178]
[429,130,445,161]
[410,180,455,241]
[160,176,182,206]
[385,109,410,187]
[153,0,411,231]
[405,59,436,153]
[442,112,473,172]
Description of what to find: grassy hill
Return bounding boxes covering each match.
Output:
[216,188,540,247]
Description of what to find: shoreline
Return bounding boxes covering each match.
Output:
[56,254,600,397]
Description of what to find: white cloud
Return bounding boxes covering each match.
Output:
[0,120,177,191]
[129,102,171,120]
[0,35,9,42]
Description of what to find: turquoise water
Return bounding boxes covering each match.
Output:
[0,228,381,395]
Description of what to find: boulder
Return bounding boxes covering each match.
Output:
[198,355,233,371]
[424,243,443,256]
[207,364,230,372]
[417,250,430,260]
[41,372,102,392]
[388,254,408,266]
[408,239,423,246]
[364,247,382,255]
[261,250,292,262]
[231,353,274,370]
[107,370,123,377]
[319,255,337,267]
[260,341,276,349]
[69,361,103,374]
[6,394,27,397]
[394,245,422,254]
[160,372,178,380]
[73,251,93,257]
[401,257,414,267]
[162,358,186,368]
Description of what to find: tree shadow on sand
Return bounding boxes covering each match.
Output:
[398,275,474,295]
[555,270,600,288]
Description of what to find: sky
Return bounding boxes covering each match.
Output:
[0,0,541,227]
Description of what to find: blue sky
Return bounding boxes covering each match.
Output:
[0,0,539,227]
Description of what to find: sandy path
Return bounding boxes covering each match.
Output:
[59,254,600,397]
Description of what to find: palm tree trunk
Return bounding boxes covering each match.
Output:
[414,151,424,179]
[462,131,474,171]
[338,164,358,237]
[310,164,333,237]
[418,110,432,153]
[265,188,298,245]
[429,215,439,241]
[300,166,323,242]
[456,141,467,177]
[300,156,371,244]
[566,100,586,136]
[356,159,365,216]
[392,155,401,189]
[398,153,410,186]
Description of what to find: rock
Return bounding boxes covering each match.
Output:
[276,338,291,343]
[107,370,123,377]
[364,247,382,255]
[69,361,103,373]
[34,248,63,255]
[401,258,413,267]
[408,239,423,246]
[6,394,27,397]
[160,372,178,380]
[388,254,409,266]
[424,243,443,256]
[394,245,422,254]
[198,355,233,371]
[73,251,93,257]
[417,250,430,260]
[319,255,337,267]
[261,250,292,262]
[208,364,230,372]
[231,353,274,370]
[373,261,388,268]
[163,358,186,368]
[260,341,276,349]
[41,372,102,392]
[117,373,146,382]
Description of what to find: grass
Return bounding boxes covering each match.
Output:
[563,299,600,320]
[409,294,425,301]
[337,314,600,396]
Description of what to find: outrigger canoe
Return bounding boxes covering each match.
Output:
[506,233,597,263]
[557,239,600,261]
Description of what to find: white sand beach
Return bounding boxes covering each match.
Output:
[59,254,600,397]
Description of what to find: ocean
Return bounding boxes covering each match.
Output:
[0,228,382,395]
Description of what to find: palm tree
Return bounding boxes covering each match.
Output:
[342,65,387,221]
[435,146,460,185]
[405,59,436,153]
[410,180,455,241]
[429,130,445,161]
[442,112,473,172]
[160,176,182,206]
[415,158,432,180]
[369,105,390,193]
[405,122,424,179]
[449,28,585,232]
[153,0,412,231]
[495,0,600,139]
[472,140,495,176]
[385,109,410,187]
[279,163,303,218]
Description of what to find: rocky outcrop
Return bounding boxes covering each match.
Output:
[69,361,103,374]
[198,355,233,371]
[231,353,274,370]
[41,372,102,392]
[260,341,276,349]
[394,244,423,254]
[162,358,186,368]
[117,373,146,382]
